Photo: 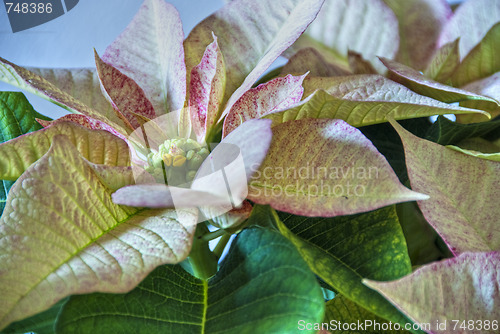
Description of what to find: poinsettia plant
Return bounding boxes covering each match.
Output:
[0,0,499,333]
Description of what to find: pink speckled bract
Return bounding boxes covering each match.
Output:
[392,119,500,254]
[248,118,427,217]
[364,252,500,334]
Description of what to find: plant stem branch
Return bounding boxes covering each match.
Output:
[200,228,227,242]
[213,234,231,260]
[188,223,218,280]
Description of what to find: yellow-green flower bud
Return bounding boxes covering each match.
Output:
[145,137,209,186]
[172,155,187,167]
[183,138,200,151]
[152,153,164,168]
[187,153,204,170]
[186,150,195,160]
[169,146,185,157]
[186,170,197,182]
[198,147,209,158]
[162,153,173,166]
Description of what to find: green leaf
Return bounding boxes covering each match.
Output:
[0,121,130,181]
[273,205,418,330]
[447,145,500,162]
[0,92,46,142]
[1,299,66,334]
[383,0,451,70]
[392,119,500,254]
[0,180,13,217]
[0,57,129,135]
[0,137,198,330]
[453,137,500,154]
[438,0,500,61]
[264,76,490,128]
[364,252,500,333]
[0,92,47,215]
[423,39,460,83]
[56,225,324,333]
[396,201,448,266]
[247,118,427,217]
[380,57,499,107]
[360,117,432,183]
[324,295,412,334]
[291,0,398,73]
[102,0,186,115]
[184,0,325,117]
[451,22,500,87]
[425,115,500,145]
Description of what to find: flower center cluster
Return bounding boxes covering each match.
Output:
[145,138,209,186]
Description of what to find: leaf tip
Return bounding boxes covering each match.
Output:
[412,191,430,201]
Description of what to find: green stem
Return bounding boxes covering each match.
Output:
[205,120,223,145]
[200,228,228,242]
[188,223,218,280]
[213,234,231,260]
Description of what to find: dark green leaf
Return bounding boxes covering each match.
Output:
[0,180,14,216]
[324,295,412,334]
[56,225,324,334]
[359,117,432,183]
[0,92,48,215]
[425,115,500,145]
[274,205,421,332]
[1,299,66,334]
[0,92,47,142]
[396,202,450,266]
